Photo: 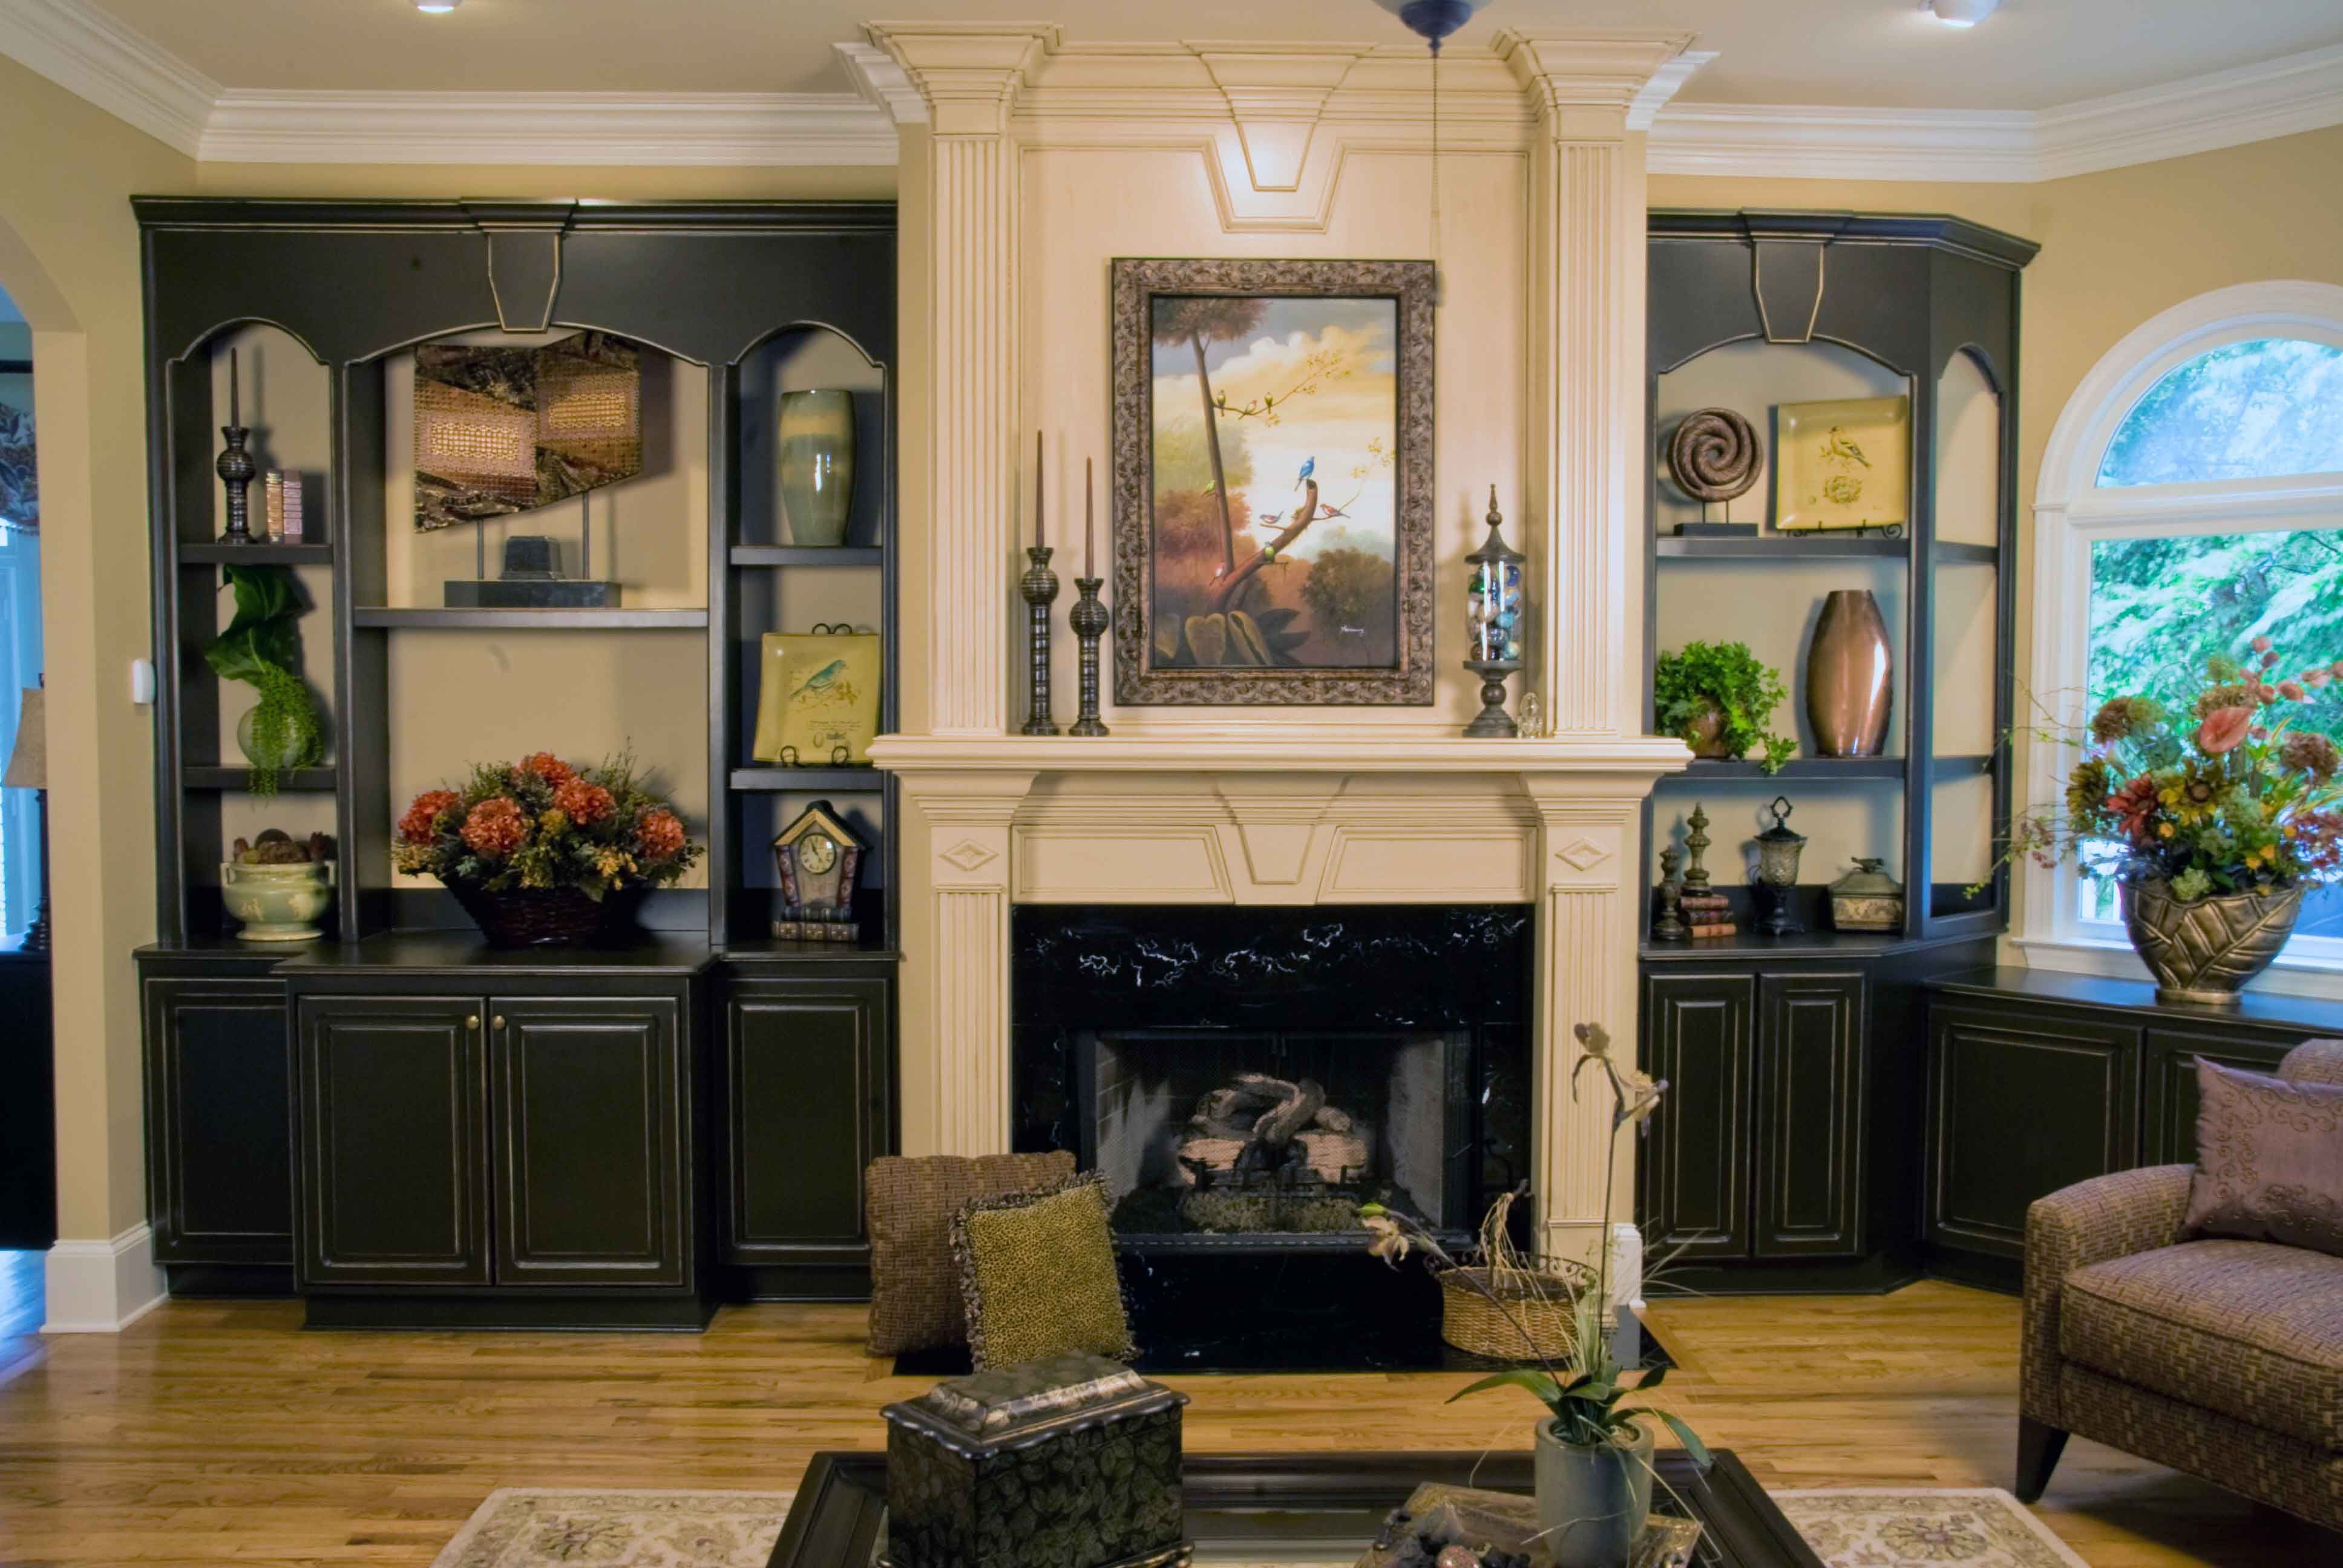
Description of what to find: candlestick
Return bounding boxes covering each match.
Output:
[1021,543,1061,736]
[1084,456,1095,580]
[1069,576,1109,737]
[215,348,257,545]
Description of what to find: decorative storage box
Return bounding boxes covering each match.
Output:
[882,1353,1190,1568]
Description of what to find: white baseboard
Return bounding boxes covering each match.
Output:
[42,1224,168,1333]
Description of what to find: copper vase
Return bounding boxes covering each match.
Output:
[1806,589,1892,757]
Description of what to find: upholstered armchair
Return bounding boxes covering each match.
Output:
[2017,1037,2343,1531]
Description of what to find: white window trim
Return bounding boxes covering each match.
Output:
[2021,280,2343,997]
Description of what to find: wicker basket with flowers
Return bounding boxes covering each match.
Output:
[394,751,701,947]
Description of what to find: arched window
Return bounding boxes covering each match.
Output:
[2028,285,2343,988]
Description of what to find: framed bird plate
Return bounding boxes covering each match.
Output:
[1110,256,1437,705]
[753,626,882,766]
[1772,395,1910,534]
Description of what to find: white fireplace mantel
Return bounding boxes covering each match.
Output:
[870,732,1690,776]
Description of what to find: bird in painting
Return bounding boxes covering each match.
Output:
[1294,456,1315,489]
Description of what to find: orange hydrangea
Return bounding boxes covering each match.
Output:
[635,808,687,861]
[399,789,460,845]
[552,775,616,825]
[460,797,529,858]
[517,751,575,788]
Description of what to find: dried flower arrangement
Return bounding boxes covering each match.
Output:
[395,752,699,945]
[1997,642,2343,900]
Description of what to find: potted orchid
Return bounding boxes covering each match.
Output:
[1364,1023,1707,1568]
[1995,641,2343,1005]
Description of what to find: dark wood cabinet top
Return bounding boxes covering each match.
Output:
[273,931,715,979]
[1928,965,2343,1037]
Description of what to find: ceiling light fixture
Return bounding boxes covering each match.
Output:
[415,0,463,13]
[1925,0,2001,26]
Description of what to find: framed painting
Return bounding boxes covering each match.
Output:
[1110,256,1435,705]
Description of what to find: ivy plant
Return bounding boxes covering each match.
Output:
[1653,640,1796,774]
[203,563,323,796]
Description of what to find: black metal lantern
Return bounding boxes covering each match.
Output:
[1751,795,1807,936]
[1464,486,1525,738]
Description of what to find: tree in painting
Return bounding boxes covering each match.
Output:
[1147,295,1399,670]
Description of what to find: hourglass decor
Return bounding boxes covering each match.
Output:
[1463,486,1525,738]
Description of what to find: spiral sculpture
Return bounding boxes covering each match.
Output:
[1665,407,1763,503]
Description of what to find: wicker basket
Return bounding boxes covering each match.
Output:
[447,879,647,949]
[1437,1189,1591,1362]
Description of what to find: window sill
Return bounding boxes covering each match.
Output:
[2012,933,2343,1002]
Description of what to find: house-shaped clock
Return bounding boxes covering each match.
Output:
[772,799,866,942]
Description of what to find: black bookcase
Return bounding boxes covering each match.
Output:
[134,198,900,1315]
[1636,210,2039,1292]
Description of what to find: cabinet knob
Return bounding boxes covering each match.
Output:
[493,1014,506,1030]
[466,1014,480,1030]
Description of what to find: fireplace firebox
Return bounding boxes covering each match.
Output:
[1012,904,1533,1368]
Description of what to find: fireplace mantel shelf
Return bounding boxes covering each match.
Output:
[869,731,1693,777]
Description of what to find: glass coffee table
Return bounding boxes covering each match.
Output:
[768,1450,1822,1568]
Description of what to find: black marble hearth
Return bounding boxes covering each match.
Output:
[1010,904,1536,1370]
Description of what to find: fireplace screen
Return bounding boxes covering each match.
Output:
[1081,1029,1472,1244]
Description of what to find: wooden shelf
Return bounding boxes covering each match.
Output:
[183,765,337,792]
[729,546,885,567]
[180,541,334,564]
[352,607,708,630]
[721,937,902,962]
[1668,754,1995,782]
[729,766,886,792]
[1655,536,1999,565]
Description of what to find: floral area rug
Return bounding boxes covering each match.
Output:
[430,1489,793,1568]
[1771,1489,2091,1568]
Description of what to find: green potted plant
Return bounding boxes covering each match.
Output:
[203,564,324,795]
[1653,641,1795,773]
[1992,641,2343,1005]
[1365,1024,1707,1568]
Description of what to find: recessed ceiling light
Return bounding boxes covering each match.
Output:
[415,0,463,13]
[1925,0,2001,25]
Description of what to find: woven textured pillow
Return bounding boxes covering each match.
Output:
[952,1172,1135,1371]
[866,1151,1075,1356]
[2187,1057,2343,1258]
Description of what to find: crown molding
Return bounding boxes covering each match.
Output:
[2,0,2340,178]
[0,0,212,155]
[1650,41,2343,183]
[198,90,896,166]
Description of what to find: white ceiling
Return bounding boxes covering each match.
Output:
[85,0,2343,111]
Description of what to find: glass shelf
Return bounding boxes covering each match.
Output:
[352,607,708,630]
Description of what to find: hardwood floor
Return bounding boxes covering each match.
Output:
[0,1278,2328,1567]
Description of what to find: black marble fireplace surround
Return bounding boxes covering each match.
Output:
[1009,904,1535,1370]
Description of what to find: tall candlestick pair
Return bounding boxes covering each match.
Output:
[1021,433,1109,737]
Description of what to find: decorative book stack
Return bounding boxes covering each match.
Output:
[1680,890,1736,939]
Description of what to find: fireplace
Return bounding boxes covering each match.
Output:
[1014,904,1532,1221]
[1011,903,1533,1367]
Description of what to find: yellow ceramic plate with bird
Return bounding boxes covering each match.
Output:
[1772,394,1910,533]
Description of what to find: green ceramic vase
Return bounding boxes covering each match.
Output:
[779,388,855,547]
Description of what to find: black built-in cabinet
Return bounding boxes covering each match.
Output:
[133,198,902,1328]
[1921,968,2343,1290]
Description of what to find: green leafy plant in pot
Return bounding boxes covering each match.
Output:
[203,564,324,796]
[1653,641,1795,773]
[1364,1024,1707,1568]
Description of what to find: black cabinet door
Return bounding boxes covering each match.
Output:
[1925,1003,2140,1260]
[2140,1027,2301,1166]
[1640,973,1754,1261]
[143,977,293,1266]
[723,978,892,1267]
[490,997,687,1287]
[1753,972,1866,1259]
[296,995,490,1286]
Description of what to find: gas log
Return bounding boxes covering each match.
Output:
[1176,1072,1374,1187]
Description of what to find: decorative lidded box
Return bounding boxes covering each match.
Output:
[882,1353,1190,1568]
